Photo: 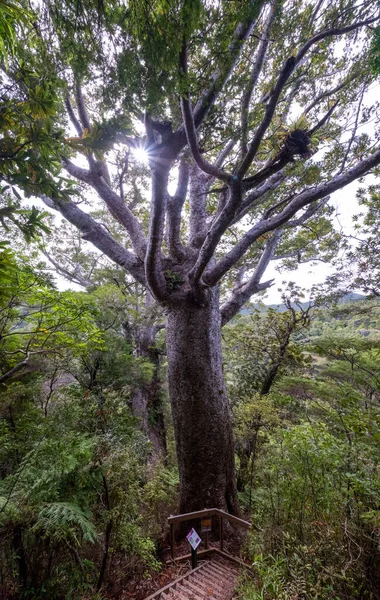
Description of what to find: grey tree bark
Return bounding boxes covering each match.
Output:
[166,286,239,514]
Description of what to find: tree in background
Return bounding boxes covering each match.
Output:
[223,290,312,495]
[38,217,168,459]
[3,0,380,513]
[0,254,167,597]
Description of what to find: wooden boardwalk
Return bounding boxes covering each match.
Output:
[144,507,251,600]
[144,557,239,600]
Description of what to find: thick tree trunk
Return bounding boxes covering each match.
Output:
[166,286,239,515]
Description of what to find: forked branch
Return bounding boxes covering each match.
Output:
[206,145,380,286]
[221,231,281,325]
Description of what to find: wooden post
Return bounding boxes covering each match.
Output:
[205,530,209,549]
[191,547,197,569]
[219,515,224,552]
[170,522,174,560]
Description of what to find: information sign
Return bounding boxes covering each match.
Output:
[186,528,201,550]
[201,517,212,532]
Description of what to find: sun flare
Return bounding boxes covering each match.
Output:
[133,147,149,164]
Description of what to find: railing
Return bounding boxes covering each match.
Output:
[167,508,251,564]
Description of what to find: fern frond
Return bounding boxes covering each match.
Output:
[34,502,97,543]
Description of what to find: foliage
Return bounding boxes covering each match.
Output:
[234,297,380,599]
[0,255,103,388]
[224,301,312,400]
[0,254,167,598]
[2,0,380,595]
[0,382,160,598]
[143,462,179,538]
[324,186,380,299]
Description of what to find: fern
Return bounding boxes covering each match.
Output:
[34,502,97,543]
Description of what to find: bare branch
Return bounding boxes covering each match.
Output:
[167,158,189,261]
[207,139,237,185]
[221,231,281,325]
[119,151,130,201]
[205,145,380,286]
[145,166,170,302]
[40,249,92,288]
[309,0,325,26]
[339,84,366,173]
[40,195,146,285]
[304,77,355,115]
[308,100,339,135]
[64,95,83,136]
[74,81,91,131]
[241,2,276,157]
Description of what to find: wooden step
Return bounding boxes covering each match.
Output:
[144,559,239,600]
[197,571,226,593]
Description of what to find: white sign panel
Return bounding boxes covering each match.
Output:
[186,527,201,550]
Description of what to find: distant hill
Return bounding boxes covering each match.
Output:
[239,293,367,316]
[266,292,367,313]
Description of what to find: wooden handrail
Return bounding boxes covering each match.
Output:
[167,508,251,529]
[167,508,251,561]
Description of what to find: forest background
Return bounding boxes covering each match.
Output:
[1,0,380,599]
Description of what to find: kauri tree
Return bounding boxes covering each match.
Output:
[5,0,380,514]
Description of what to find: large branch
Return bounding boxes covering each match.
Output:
[232,171,285,224]
[189,162,207,246]
[285,196,330,228]
[205,146,380,286]
[189,178,242,285]
[167,158,189,261]
[0,356,30,385]
[63,160,147,260]
[221,231,281,326]
[40,195,146,285]
[63,159,93,184]
[180,45,231,183]
[240,2,276,157]
[74,81,91,131]
[237,13,380,178]
[64,95,83,136]
[204,139,237,192]
[145,166,170,302]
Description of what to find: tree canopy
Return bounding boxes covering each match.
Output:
[2,3,380,593]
